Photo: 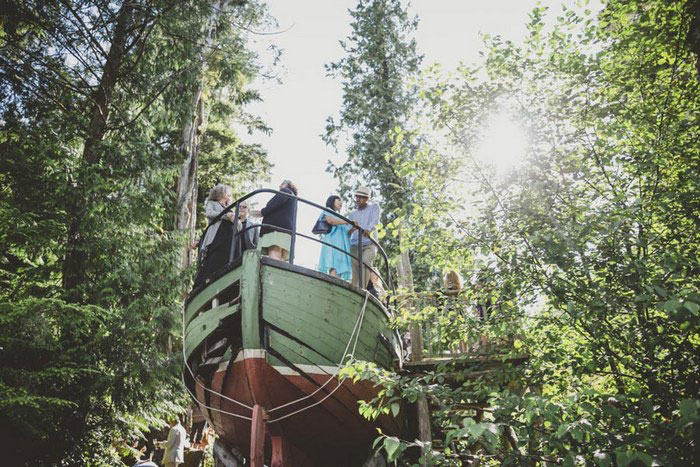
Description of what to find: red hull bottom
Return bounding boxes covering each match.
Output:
[195,356,399,466]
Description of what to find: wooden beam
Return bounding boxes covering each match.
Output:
[241,250,262,349]
[416,395,432,466]
[250,405,267,467]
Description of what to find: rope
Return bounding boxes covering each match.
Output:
[183,382,253,421]
[181,301,254,414]
[181,285,372,424]
[267,290,370,423]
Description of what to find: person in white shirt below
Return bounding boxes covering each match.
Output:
[161,417,186,467]
[348,185,381,288]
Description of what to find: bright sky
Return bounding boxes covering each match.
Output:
[245,0,581,268]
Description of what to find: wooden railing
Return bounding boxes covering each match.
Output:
[398,291,490,362]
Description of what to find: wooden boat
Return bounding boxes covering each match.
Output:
[183,191,403,466]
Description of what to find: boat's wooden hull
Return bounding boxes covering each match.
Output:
[184,250,402,466]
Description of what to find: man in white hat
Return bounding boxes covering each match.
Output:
[347,185,381,288]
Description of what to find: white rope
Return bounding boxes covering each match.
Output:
[181,301,254,413]
[267,291,370,423]
[182,380,253,421]
[181,286,372,424]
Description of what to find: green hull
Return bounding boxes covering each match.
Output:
[183,250,402,465]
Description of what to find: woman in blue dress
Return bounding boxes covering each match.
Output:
[317,195,353,281]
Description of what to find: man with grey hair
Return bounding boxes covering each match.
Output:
[348,185,381,288]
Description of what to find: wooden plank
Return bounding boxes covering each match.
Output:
[264,303,353,361]
[264,290,385,347]
[185,267,243,325]
[264,299,388,367]
[258,258,402,363]
[241,250,262,349]
[268,328,336,368]
[250,405,267,467]
[184,303,239,360]
[264,290,395,369]
[261,267,391,358]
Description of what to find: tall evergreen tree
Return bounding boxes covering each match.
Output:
[324,0,421,220]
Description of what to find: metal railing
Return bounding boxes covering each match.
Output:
[196,189,394,294]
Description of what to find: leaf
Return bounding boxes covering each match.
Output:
[635,452,653,467]
[684,301,700,315]
[383,437,401,461]
[391,402,400,417]
[556,423,570,438]
[679,399,699,419]
[616,450,637,467]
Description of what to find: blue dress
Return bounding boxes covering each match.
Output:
[317,212,352,281]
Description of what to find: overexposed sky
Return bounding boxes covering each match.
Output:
[244,0,584,268]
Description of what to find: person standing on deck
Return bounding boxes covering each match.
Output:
[317,195,353,280]
[161,417,186,467]
[348,185,381,288]
[194,184,236,286]
[250,180,298,261]
[231,199,259,262]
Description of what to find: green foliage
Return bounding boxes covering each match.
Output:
[0,298,185,464]
[0,0,272,463]
[347,0,700,464]
[324,0,422,230]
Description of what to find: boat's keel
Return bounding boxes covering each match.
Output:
[248,403,313,467]
[250,405,267,467]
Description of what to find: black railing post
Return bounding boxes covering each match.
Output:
[228,202,241,264]
[289,197,298,264]
[358,228,364,288]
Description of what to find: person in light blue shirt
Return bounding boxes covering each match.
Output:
[347,185,381,288]
[317,195,353,281]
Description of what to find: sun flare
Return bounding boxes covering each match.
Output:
[475,111,528,174]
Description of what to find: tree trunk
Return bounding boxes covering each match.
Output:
[175,88,204,270]
[688,0,700,78]
[396,236,421,361]
[62,2,133,294]
[174,0,224,271]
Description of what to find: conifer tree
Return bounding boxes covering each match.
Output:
[324,0,421,219]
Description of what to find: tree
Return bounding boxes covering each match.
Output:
[350,1,700,465]
[324,0,421,220]
[0,0,272,463]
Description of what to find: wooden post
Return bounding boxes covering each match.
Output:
[397,241,422,361]
[416,396,432,464]
[396,227,431,463]
[270,436,287,467]
[250,404,267,467]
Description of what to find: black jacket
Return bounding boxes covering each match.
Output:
[260,187,296,236]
